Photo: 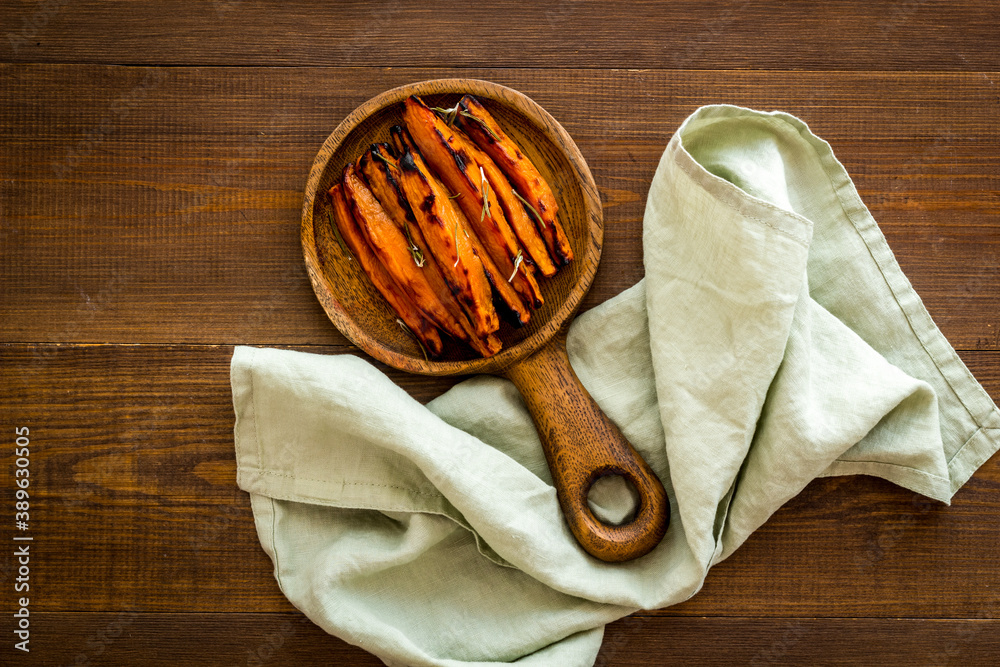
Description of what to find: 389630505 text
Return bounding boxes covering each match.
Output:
[13,426,33,653]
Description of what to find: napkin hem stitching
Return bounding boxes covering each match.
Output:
[671,133,811,248]
[800,118,992,438]
[248,467,446,499]
[829,458,949,483]
[851,227,976,432]
[249,346,264,472]
[946,426,999,466]
[267,495,284,593]
[249,489,517,570]
[945,427,1000,492]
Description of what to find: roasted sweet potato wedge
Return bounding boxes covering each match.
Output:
[391,131,533,326]
[481,156,559,279]
[342,163,473,345]
[455,94,573,268]
[327,183,443,358]
[390,124,417,158]
[451,191,535,326]
[471,328,503,358]
[357,144,426,263]
[395,148,500,338]
[357,145,503,354]
[404,97,520,261]
[406,96,556,279]
[402,96,546,312]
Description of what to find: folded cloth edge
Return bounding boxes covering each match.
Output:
[671,104,1000,503]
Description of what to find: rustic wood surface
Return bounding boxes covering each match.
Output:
[2,0,999,664]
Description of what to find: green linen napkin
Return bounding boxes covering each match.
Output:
[231,104,1000,666]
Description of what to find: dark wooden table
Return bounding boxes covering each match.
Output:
[3,2,999,664]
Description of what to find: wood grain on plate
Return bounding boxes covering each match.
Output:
[301,78,602,375]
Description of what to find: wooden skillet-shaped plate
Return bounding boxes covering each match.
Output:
[301,79,669,562]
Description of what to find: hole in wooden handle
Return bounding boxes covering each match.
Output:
[501,334,670,562]
[586,471,640,526]
[568,461,669,562]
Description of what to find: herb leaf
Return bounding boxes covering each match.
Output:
[402,222,425,267]
[508,251,524,282]
[479,166,491,222]
[511,189,546,229]
[459,110,500,141]
[327,210,353,261]
[396,318,429,361]
[372,150,394,169]
[430,105,459,126]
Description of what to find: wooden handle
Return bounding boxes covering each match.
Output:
[501,334,670,562]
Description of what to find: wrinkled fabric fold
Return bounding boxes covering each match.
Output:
[232,104,1000,666]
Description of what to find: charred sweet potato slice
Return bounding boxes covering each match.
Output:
[392,130,533,326]
[406,96,556,279]
[402,96,546,312]
[357,145,502,354]
[357,144,426,263]
[482,157,559,279]
[450,190,535,326]
[390,124,417,159]
[328,183,443,358]
[455,94,573,268]
[395,148,500,338]
[471,328,503,358]
[404,97,519,260]
[342,163,473,345]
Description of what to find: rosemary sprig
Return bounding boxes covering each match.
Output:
[402,222,425,267]
[372,150,394,170]
[326,210,353,261]
[511,189,546,228]
[430,105,501,142]
[396,318,429,361]
[508,250,524,282]
[448,192,462,199]
[458,110,500,141]
[430,105,459,126]
[479,166,491,222]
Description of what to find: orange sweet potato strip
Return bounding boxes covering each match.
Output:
[328,183,443,358]
[342,163,472,345]
[393,127,534,324]
[452,191,536,324]
[404,97,520,261]
[358,144,412,231]
[357,146,503,354]
[479,153,558,279]
[395,147,500,338]
[402,97,547,310]
[455,94,573,268]
[385,130,505,354]
[389,124,416,158]
[357,144,429,265]
[407,96,556,279]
